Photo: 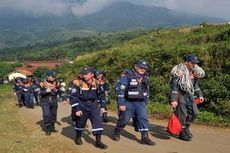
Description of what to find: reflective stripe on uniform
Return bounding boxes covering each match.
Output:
[81,88,97,90]
[128,91,139,95]
[117,95,124,97]
[92,128,103,131]
[172,91,178,94]
[71,103,79,107]
[138,128,149,131]
[75,127,84,130]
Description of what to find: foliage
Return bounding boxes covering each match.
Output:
[56,24,230,119]
[0,84,12,95]
[33,67,49,78]
[0,95,37,153]
[0,30,148,60]
[0,62,16,78]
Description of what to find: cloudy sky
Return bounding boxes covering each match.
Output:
[0,0,229,19]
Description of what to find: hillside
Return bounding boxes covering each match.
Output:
[0,2,224,49]
[0,30,148,60]
[56,24,230,121]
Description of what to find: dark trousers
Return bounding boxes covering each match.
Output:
[40,98,58,126]
[24,92,34,108]
[175,94,199,127]
[115,101,149,132]
[75,104,103,136]
[16,91,23,105]
[34,93,40,104]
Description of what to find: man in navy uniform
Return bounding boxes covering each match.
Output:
[112,60,154,145]
[170,54,205,141]
[70,66,107,149]
[22,78,35,109]
[40,70,60,136]
[13,77,24,107]
[95,70,111,123]
[32,77,41,106]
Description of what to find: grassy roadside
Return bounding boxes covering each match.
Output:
[0,84,80,153]
[108,100,230,127]
[0,92,37,153]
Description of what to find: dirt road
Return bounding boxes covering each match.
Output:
[19,103,230,153]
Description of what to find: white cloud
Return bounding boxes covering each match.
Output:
[71,0,111,16]
[123,0,230,19]
[0,0,229,19]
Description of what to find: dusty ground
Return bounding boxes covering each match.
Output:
[19,102,230,153]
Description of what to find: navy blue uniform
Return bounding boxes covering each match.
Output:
[22,81,34,108]
[66,80,78,123]
[40,80,59,132]
[13,78,24,107]
[98,81,111,123]
[169,61,205,141]
[170,68,203,128]
[70,78,105,136]
[114,69,150,133]
[32,81,41,105]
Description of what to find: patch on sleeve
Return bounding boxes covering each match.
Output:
[120,85,126,90]
[71,88,77,93]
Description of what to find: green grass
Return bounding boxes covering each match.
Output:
[0,84,12,93]
[56,24,230,118]
[196,111,230,127]
[108,99,230,127]
[0,94,37,153]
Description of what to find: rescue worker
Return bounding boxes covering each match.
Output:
[40,70,59,136]
[58,79,66,102]
[13,77,24,107]
[70,66,107,149]
[112,60,155,145]
[170,54,205,141]
[32,77,41,105]
[22,78,35,108]
[66,77,79,126]
[95,70,111,123]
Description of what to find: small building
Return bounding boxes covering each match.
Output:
[5,71,27,81]
[5,68,33,82]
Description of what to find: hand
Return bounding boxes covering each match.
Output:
[199,97,204,103]
[119,105,126,111]
[62,100,69,105]
[13,92,16,96]
[171,101,178,108]
[100,108,106,114]
[75,111,83,116]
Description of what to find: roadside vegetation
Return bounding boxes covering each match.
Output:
[56,24,230,127]
[1,24,229,127]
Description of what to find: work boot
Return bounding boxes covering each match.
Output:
[112,130,120,141]
[45,125,52,136]
[74,131,83,145]
[141,132,155,146]
[51,123,58,133]
[179,128,191,141]
[186,128,193,138]
[95,134,108,149]
[185,124,193,138]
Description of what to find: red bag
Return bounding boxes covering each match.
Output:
[195,98,202,105]
[167,113,182,135]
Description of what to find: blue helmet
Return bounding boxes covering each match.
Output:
[184,54,199,64]
[95,70,105,77]
[46,70,56,77]
[80,66,96,75]
[134,60,148,69]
